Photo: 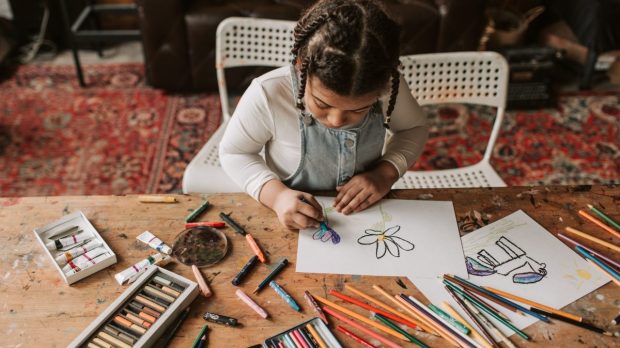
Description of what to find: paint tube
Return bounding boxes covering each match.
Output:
[114,253,172,285]
[45,231,91,250]
[61,247,109,273]
[64,253,110,277]
[136,231,171,254]
[55,239,103,266]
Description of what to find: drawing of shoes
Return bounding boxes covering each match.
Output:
[465,256,497,276]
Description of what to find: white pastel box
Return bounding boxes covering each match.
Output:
[68,266,199,347]
[33,210,117,285]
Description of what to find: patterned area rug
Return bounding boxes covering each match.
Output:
[0,63,618,197]
[0,64,221,196]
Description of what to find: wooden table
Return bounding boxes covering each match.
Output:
[0,186,618,347]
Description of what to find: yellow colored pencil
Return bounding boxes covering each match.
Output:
[371,285,439,336]
[578,210,620,239]
[312,294,407,341]
[564,227,620,253]
[441,301,494,348]
[484,286,582,322]
[344,284,424,330]
[394,296,461,348]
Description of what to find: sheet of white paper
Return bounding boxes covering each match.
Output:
[296,197,467,278]
[411,210,609,336]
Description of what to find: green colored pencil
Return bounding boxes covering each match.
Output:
[191,325,209,348]
[428,303,471,335]
[444,280,530,340]
[185,200,210,223]
[373,313,429,348]
[587,204,620,231]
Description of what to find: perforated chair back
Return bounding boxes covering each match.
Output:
[183,17,296,194]
[216,17,296,121]
[393,52,509,189]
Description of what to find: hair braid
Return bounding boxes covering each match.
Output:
[297,57,311,110]
[384,66,401,128]
[291,13,332,62]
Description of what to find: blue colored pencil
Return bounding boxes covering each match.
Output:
[269,281,301,312]
[575,246,620,283]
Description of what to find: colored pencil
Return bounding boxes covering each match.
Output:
[254,258,288,294]
[371,284,438,335]
[373,313,429,348]
[444,281,529,340]
[530,307,613,336]
[484,286,583,322]
[312,294,407,341]
[323,307,402,348]
[441,302,494,348]
[445,286,500,348]
[391,295,460,347]
[444,276,520,315]
[587,204,620,231]
[460,294,516,348]
[185,201,210,222]
[345,284,423,331]
[447,274,549,322]
[306,323,328,348]
[335,326,377,348]
[304,291,328,324]
[564,227,620,253]
[557,233,620,270]
[191,325,209,348]
[575,246,620,279]
[329,289,419,330]
[428,303,470,334]
[401,295,479,348]
[579,209,620,239]
[585,259,620,286]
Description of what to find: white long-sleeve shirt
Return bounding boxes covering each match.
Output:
[219,66,429,200]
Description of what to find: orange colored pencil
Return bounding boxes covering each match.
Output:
[323,306,402,348]
[371,285,439,336]
[564,227,620,253]
[579,210,620,239]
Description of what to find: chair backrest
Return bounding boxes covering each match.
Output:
[215,17,296,121]
[400,52,509,162]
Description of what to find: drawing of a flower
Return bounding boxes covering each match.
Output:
[357,226,415,259]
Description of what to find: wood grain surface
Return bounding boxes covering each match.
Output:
[0,185,618,347]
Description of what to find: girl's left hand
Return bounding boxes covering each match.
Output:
[333,162,399,215]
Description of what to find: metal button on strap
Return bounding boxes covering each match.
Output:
[344,139,355,148]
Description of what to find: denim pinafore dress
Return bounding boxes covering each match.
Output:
[282,65,386,191]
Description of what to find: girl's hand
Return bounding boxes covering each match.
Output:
[333,162,399,215]
[272,189,324,230]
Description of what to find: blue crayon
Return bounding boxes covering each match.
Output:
[269,280,301,312]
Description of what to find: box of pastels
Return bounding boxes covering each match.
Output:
[33,210,117,285]
[68,266,199,347]
[263,317,343,348]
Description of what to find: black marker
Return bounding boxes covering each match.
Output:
[203,311,239,327]
[232,255,259,286]
[219,212,247,236]
[253,258,288,294]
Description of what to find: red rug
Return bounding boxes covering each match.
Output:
[0,63,618,197]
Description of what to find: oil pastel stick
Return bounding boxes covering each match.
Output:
[232,255,259,286]
[236,289,269,319]
[203,311,239,327]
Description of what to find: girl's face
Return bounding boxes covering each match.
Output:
[305,76,383,129]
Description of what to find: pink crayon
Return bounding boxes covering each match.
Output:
[235,289,269,319]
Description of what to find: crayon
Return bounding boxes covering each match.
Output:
[185,221,226,229]
[304,291,328,324]
[254,258,288,294]
[186,201,210,223]
[232,255,259,286]
[236,289,269,319]
[138,195,177,203]
[270,281,301,311]
[203,311,239,327]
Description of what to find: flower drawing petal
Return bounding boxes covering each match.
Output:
[376,240,388,259]
[384,238,401,257]
[358,234,379,245]
[364,228,384,235]
[389,236,415,251]
[384,225,401,236]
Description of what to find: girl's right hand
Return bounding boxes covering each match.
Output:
[272,189,324,230]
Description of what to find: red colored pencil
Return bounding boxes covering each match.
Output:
[336,326,377,348]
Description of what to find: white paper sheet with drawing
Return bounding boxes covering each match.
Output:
[296,197,467,279]
[411,210,609,336]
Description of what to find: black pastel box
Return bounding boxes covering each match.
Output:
[68,266,199,348]
[263,317,343,348]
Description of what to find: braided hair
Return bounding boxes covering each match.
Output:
[291,0,401,128]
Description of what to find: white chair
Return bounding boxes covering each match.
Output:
[182,17,296,194]
[392,52,509,189]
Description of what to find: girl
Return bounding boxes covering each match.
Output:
[219,0,428,229]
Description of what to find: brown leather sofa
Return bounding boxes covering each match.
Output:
[137,0,488,92]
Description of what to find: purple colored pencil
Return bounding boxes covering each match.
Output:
[558,233,620,270]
